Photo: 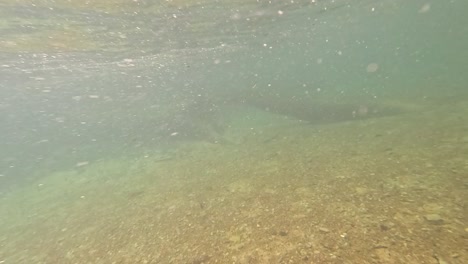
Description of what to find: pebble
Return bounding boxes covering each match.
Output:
[424,214,444,225]
[380,221,395,231]
[319,227,330,233]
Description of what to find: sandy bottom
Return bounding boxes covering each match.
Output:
[0,99,467,264]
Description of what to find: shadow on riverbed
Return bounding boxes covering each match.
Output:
[163,92,418,144]
[242,95,409,125]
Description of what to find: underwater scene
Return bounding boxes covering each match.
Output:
[0,0,467,263]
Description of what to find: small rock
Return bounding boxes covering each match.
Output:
[319,227,330,233]
[380,221,395,231]
[424,214,444,225]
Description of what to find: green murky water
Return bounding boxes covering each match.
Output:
[1,0,467,263]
